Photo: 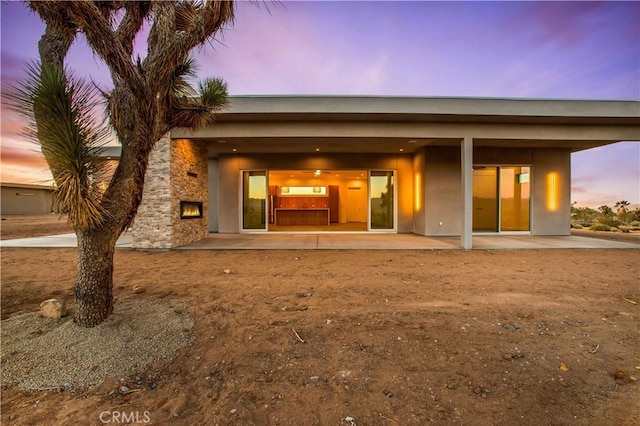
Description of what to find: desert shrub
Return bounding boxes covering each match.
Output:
[597,217,621,227]
[571,205,597,225]
[589,223,614,232]
[617,210,635,225]
[629,220,640,230]
[618,225,631,233]
[571,222,583,229]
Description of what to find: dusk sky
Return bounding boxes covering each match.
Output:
[1,1,638,208]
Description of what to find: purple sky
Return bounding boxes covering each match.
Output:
[1,1,638,208]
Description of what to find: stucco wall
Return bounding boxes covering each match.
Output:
[1,185,54,215]
[424,147,463,236]
[531,148,571,235]
[208,159,219,233]
[215,153,414,233]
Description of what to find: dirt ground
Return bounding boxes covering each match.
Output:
[0,215,73,240]
[1,217,639,425]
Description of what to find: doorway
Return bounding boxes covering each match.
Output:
[267,170,368,232]
[472,166,531,232]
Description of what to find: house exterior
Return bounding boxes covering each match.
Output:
[129,96,640,249]
[1,182,55,215]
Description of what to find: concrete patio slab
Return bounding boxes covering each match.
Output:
[0,233,133,248]
[176,233,639,250]
[1,232,637,250]
[180,233,320,250]
[470,235,639,250]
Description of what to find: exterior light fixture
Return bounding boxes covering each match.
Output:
[546,172,559,212]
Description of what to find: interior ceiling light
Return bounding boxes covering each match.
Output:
[315,148,320,152]
[218,140,227,143]
[400,148,404,152]
[232,148,237,152]
[408,140,417,143]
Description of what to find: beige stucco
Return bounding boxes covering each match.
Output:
[0,183,54,215]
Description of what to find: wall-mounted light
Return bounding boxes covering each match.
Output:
[281,186,290,194]
[313,186,322,193]
[414,173,421,211]
[546,172,559,212]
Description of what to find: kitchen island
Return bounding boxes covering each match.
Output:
[275,208,331,226]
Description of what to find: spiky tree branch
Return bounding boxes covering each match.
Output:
[54,1,146,98]
[115,2,152,56]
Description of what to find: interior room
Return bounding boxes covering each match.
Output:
[267,170,369,232]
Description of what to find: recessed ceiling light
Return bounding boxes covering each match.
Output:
[408,140,417,144]
[218,140,227,144]
[232,148,237,152]
[399,148,404,152]
[315,148,320,152]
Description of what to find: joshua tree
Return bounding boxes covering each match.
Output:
[10,1,234,327]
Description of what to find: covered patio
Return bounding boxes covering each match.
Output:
[118,96,639,250]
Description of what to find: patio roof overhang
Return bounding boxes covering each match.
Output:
[174,96,640,158]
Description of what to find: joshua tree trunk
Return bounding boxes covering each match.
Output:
[74,230,117,326]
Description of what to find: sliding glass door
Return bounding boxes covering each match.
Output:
[242,171,267,230]
[472,167,499,232]
[369,171,395,230]
[473,166,530,232]
[500,167,530,231]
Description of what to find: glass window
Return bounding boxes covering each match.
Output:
[370,171,394,230]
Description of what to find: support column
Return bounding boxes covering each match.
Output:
[461,137,473,249]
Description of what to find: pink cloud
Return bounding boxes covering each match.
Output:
[510,2,607,48]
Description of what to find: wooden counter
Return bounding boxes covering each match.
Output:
[275,208,330,226]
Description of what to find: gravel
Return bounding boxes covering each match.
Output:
[1,299,194,390]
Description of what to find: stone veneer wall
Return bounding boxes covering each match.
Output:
[131,134,208,249]
[169,138,209,247]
